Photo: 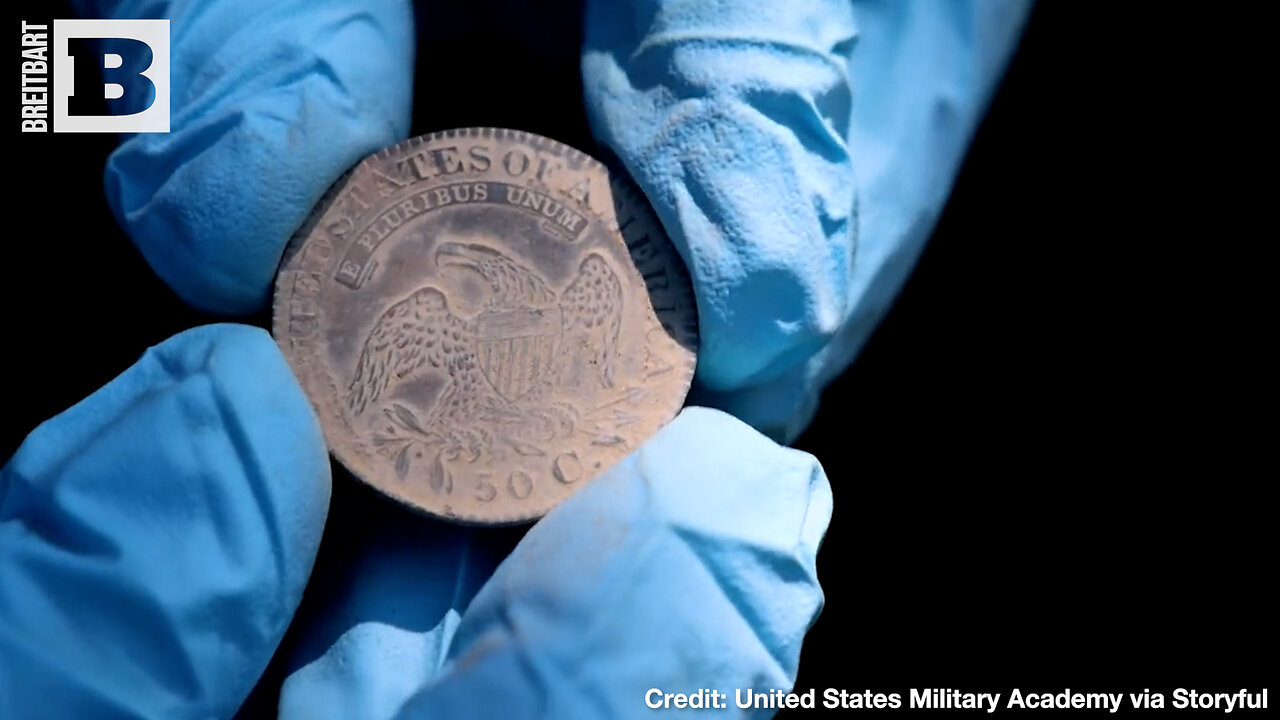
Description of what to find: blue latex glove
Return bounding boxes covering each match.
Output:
[585,0,1035,442]
[1,1,1032,719]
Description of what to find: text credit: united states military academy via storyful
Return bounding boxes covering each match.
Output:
[643,687,1270,713]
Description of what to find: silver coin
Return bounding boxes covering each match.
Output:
[272,128,698,524]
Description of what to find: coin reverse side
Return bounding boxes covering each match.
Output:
[272,128,698,525]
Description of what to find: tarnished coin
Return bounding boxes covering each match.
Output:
[272,128,698,525]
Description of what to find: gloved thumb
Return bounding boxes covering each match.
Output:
[0,324,330,720]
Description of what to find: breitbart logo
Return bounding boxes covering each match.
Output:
[20,19,170,133]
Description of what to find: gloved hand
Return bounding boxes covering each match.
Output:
[0,1,1031,719]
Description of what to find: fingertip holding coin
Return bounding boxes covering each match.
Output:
[272,128,698,525]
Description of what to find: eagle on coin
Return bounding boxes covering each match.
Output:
[345,241,624,460]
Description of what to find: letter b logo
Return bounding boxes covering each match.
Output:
[53,19,169,133]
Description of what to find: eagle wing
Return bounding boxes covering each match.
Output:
[347,288,455,415]
[561,253,624,387]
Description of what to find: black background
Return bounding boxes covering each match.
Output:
[3,1,1270,717]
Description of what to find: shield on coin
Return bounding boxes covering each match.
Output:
[474,307,563,402]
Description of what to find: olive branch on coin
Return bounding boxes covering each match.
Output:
[370,403,492,492]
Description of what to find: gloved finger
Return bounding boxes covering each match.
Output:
[276,481,511,720]
[392,407,832,719]
[70,0,415,316]
[0,324,331,720]
[583,0,1033,442]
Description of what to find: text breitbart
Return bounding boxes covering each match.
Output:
[19,21,48,131]
[645,687,1269,713]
